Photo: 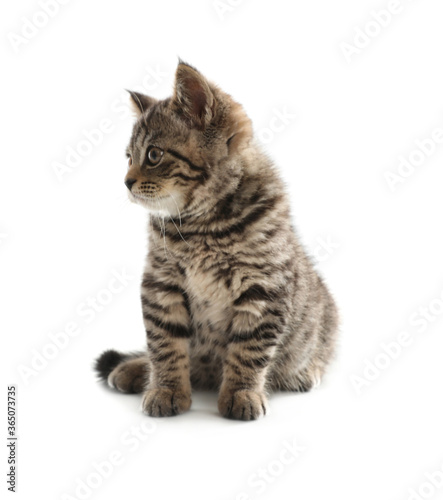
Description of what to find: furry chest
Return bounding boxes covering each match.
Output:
[184,265,232,333]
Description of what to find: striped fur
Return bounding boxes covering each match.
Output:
[95,62,339,420]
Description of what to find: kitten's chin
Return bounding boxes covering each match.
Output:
[128,192,184,217]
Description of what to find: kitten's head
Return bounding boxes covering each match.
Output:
[125,61,252,216]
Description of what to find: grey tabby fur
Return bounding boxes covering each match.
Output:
[95,61,338,420]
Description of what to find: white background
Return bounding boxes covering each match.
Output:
[2,0,443,499]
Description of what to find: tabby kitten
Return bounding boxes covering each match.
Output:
[95,61,338,420]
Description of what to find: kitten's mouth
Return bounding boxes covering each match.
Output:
[129,192,168,209]
[131,192,169,203]
[129,190,184,217]
[130,192,152,202]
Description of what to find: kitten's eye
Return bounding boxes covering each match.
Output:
[146,146,164,167]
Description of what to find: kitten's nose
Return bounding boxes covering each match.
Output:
[125,178,137,191]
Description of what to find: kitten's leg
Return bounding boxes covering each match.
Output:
[218,304,280,420]
[268,281,338,392]
[140,260,192,417]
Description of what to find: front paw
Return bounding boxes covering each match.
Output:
[142,387,191,417]
[218,389,268,421]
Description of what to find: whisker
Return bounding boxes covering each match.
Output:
[162,187,182,227]
[114,193,134,212]
[148,213,160,251]
[168,212,190,247]
[155,196,171,260]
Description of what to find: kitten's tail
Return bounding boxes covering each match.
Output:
[94,350,148,393]
[94,349,127,380]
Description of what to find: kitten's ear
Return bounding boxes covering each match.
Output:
[126,90,157,117]
[171,62,215,129]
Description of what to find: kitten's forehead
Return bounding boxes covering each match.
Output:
[130,105,189,153]
[131,122,160,149]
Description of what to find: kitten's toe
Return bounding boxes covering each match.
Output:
[218,390,268,421]
[142,388,192,417]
